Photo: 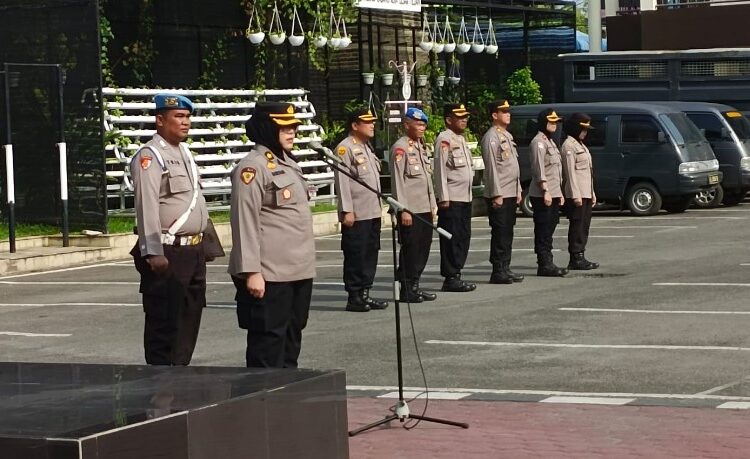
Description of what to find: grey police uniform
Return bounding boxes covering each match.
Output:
[334,135,384,298]
[130,133,208,366]
[434,129,473,279]
[228,145,316,368]
[390,135,435,288]
[561,135,595,256]
[481,126,522,273]
[528,131,564,258]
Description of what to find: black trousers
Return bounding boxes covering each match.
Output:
[234,277,312,369]
[341,218,381,292]
[397,212,433,283]
[438,202,472,278]
[133,244,206,366]
[531,197,560,255]
[565,198,593,254]
[487,199,518,268]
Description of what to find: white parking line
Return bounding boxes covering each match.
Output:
[653,283,750,287]
[425,340,750,352]
[377,391,472,401]
[473,226,696,230]
[0,263,121,279]
[717,402,750,409]
[560,307,750,315]
[741,263,750,267]
[0,331,71,337]
[540,396,635,406]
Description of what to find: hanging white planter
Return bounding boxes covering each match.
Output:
[269,2,286,45]
[484,18,498,54]
[310,9,328,48]
[431,13,445,53]
[330,13,351,49]
[436,75,445,87]
[456,17,471,54]
[288,6,305,47]
[418,12,433,52]
[245,3,265,45]
[448,76,461,84]
[471,16,485,53]
[448,55,461,85]
[442,16,456,53]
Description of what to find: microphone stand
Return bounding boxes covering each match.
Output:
[314,145,469,436]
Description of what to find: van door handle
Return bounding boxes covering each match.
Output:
[621,150,631,157]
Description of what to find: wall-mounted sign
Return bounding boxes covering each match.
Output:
[356,0,422,13]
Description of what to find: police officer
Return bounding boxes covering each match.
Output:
[562,113,600,270]
[481,100,524,284]
[390,107,437,303]
[529,108,567,277]
[335,108,389,312]
[228,102,316,368]
[434,104,476,293]
[130,93,209,366]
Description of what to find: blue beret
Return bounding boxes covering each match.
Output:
[405,107,428,123]
[154,94,194,113]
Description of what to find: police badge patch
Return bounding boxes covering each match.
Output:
[240,167,256,185]
[140,156,152,170]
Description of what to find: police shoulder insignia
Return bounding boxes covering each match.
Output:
[265,151,275,161]
[440,140,450,151]
[267,162,277,170]
[337,146,348,156]
[140,155,152,170]
[538,142,545,150]
[394,147,405,161]
[282,188,292,200]
[240,167,256,185]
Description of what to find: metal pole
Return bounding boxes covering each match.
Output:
[3,63,15,253]
[587,0,602,53]
[56,65,68,247]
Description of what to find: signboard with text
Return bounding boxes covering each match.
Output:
[356,0,421,13]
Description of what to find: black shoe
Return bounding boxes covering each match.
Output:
[442,275,477,292]
[537,254,568,277]
[489,269,513,284]
[399,282,423,303]
[345,291,370,312]
[415,281,437,301]
[582,253,600,270]
[568,253,596,271]
[362,289,389,310]
[503,262,525,283]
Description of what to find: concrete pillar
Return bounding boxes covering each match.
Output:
[604,0,618,17]
[587,0,602,52]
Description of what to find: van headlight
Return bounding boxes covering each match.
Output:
[741,157,750,171]
[679,159,719,174]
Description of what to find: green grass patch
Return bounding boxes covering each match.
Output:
[0,223,60,241]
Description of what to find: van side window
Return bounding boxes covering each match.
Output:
[508,118,537,145]
[585,116,607,147]
[685,113,725,141]
[621,116,662,143]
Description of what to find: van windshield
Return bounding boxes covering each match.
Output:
[661,113,705,145]
[724,113,750,140]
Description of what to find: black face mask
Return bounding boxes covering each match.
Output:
[537,112,556,138]
[565,121,585,141]
[245,112,285,160]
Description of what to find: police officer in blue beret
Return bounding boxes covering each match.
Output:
[130,93,209,365]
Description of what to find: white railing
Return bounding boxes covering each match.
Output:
[103,87,334,212]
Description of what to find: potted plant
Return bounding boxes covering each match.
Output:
[362,68,375,85]
[288,6,305,47]
[380,67,395,86]
[470,16,485,53]
[245,4,265,44]
[456,17,471,54]
[269,3,286,45]
[435,66,446,87]
[310,9,327,48]
[484,19,498,54]
[416,63,430,88]
[418,13,433,52]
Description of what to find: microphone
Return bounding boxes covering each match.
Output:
[308,140,343,164]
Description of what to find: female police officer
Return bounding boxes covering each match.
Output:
[228,102,315,368]
[561,113,600,270]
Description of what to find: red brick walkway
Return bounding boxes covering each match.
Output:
[347,398,750,458]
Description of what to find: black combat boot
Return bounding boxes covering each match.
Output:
[345,291,370,312]
[568,252,595,271]
[442,274,477,292]
[582,252,599,270]
[503,262,525,283]
[415,280,437,301]
[537,253,567,277]
[489,264,513,284]
[399,281,423,303]
[362,288,389,310]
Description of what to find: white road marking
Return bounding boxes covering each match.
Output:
[346,385,750,401]
[741,263,750,267]
[0,263,121,279]
[540,396,635,405]
[695,377,750,396]
[717,402,750,409]
[653,283,750,287]
[560,307,750,315]
[474,225,696,230]
[425,340,750,352]
[0,331,71,337]
[0,281,235,285]
[0,302,237,309]
[377,391,472,400]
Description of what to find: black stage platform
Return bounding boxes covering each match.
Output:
[0,362,349,459]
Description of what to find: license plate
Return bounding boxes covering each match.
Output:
[709,174,720,184]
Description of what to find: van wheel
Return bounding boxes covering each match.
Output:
[663,196,691,214]
[626,182,662,216]
[693,185,723,208]
[520,189,534,217]
[721,189,745,207]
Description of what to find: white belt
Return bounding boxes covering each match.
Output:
[161,233,203,246]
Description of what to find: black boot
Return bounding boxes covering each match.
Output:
[568,252,595,271]
[503,262,525,283]
[345,291,370,312]
[442,274,476,292]
[362,288,389,310]
[489,264,513,284]
[415,280,437,301]
[582,252,600,270]
[537,253,567,277]
[399,281,423,303]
